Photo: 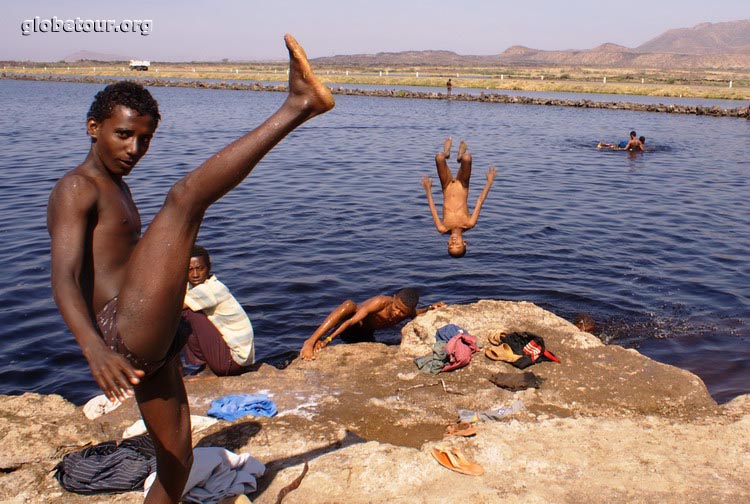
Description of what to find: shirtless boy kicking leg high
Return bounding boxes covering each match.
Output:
[47,35,334,503]
[421,138,496,257]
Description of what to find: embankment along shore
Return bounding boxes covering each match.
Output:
[4,72,750,119]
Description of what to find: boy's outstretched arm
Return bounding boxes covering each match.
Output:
[468,166,497,228]
[414,301,446,316]
[421,176,449,234]
[317,296,389,348]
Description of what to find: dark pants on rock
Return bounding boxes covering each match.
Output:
[181,309,249,376]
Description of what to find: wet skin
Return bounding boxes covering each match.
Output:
[421,139,496,257]
[48,34,334,504]
[300,296,446,360]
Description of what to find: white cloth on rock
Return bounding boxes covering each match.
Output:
[82,394,123,420]
[123,415,219,439]
[144,447,265,504]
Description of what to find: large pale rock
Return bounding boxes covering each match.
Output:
[401,300,602,356]
[0,300,746,503]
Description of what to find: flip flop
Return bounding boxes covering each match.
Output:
[444,421,477,438]
[431,447,484,476]
[485,343,522,362]
[487,331,507,346]
[449,447,484,476]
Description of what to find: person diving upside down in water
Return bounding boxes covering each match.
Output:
[421,137,497,257]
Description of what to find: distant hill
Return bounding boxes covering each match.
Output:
[636,19,750,54]
[311,19,750,70]
[63,50,132,62]
[313,50,488,67]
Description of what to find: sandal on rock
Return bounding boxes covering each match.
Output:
[485,343,521,362]
[444,421,477,437]
[487,331,507,346]
[449,447,484,475]
[431,447,484,476]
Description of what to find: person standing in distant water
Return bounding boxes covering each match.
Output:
[622,130,644,151]
[446,78,452,98]
[597,130,644,151]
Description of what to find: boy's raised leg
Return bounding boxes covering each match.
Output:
[116,34,334,363]
[443,136,452,158]
[456,150,472,188]
[435,137,453,191]
[456,139,467,163]
[112,35,333,504]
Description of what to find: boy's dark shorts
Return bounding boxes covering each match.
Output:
[338,325,375,344]
[96,297,190,378]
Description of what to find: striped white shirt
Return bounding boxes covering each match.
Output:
[184,275,255,365]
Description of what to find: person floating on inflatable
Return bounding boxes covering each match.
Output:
[597,130,644,151]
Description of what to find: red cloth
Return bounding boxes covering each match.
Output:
[442,333,480,372]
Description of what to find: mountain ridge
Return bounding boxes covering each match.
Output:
[60,20,750,69]
[309,19,750,69]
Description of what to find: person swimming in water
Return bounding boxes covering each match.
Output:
[597,130,644,151]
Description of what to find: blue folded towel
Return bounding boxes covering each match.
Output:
[207,393,278,421]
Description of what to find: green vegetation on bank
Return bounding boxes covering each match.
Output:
[3,61,750,101]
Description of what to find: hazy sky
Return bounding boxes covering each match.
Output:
[4,0,750,61]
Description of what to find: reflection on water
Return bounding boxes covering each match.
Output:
[0,79,748,404]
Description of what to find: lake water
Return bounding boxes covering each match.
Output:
[0,78,748,405]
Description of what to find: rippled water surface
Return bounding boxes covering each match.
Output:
[1,78,748,404]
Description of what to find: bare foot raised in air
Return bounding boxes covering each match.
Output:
[443,137,452,158]
[284,34,335,120]
[457,140,467,163]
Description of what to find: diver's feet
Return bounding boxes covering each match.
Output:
[443,137,452,158]
[457,140,467,163]
[284,34,335,120]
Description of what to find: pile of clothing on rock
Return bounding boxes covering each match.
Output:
[419,324,561,478]
[58,393,279,503]
[414,324,560,375]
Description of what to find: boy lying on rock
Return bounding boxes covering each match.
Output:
[300,288,444,360]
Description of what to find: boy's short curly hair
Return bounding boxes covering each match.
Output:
[87,81,161,126]
[190,244,211,270]
[394,288,419,310]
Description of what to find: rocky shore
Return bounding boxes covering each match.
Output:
[3,73,749,119]
[1,300,749,503]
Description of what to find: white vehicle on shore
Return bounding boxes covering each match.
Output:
[129,60,150,71]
